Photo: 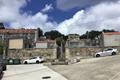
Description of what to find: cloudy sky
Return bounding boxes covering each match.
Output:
[0,0,120,35]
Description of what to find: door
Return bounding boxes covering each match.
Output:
[102,49,112,56]
[29,57,37,63]
[105,49,113,56]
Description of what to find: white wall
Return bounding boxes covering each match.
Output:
[36,42,47,48]
[104,35,120,46]
[9,39,23,49]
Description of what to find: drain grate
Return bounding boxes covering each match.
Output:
[42,76,51,79]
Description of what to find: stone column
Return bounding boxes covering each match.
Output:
[52,48,57,59]
[65,48,71,59]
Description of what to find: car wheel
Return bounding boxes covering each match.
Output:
[112,52,116,55]
[24,61,28,64]
[40,61,44,63]
[36,61,39,64]
[2,65,7,71]
[96,54,100,57]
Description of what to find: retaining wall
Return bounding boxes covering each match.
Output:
[7,48,56,62]
[7,46,120,61]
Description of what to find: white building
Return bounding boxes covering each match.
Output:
[35,40,56,48]
[100,32,120,47]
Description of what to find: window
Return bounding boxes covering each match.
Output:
[30,57,36,59]
[39,56,42,58]
[104,48,112,51]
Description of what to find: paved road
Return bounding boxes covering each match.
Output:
[2,64,67,80]
[49,55,120,80]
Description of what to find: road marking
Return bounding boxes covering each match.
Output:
[109,72,120,80]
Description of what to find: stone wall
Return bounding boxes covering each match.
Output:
[7,46,120,62]
[65,46,120,59]
[7,48,56,62]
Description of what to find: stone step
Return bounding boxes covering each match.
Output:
[51,61,68,65]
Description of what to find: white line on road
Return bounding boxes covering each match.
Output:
[109,72,120,80]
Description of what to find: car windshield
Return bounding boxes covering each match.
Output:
[39,56,42,58]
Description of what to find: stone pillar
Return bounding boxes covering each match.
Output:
[52,48,57,59]
[65,48,71,59]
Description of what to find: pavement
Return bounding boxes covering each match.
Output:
[2,55,120,80]
[49,55,120,80]
[2,64,68,80]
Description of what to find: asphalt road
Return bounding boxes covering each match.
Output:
[49,55,120,80]
[2,64,67,80]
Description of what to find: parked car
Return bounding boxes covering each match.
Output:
[95,48,118,57]
[23,56,44,64]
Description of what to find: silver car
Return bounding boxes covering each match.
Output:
[95,48,118,57]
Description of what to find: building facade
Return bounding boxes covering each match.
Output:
[66,34,93,48]
[0,29,38,49]
[99,32,120,47]
[35,40,56,49]
[68,34,80,40]
[9,39,24,49]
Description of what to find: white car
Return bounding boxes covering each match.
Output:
[23,56,44,64]
[95,48,118,57]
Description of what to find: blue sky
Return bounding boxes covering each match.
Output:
[22,0,79,23]
[0,0,120,35]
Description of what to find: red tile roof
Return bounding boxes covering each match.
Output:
[103,32,120,35]
[0,29,37,34]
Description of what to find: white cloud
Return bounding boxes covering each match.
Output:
[0,0,27,22]
[57,0,118,11]
[41,4,53,13]
[0,0,57,32]
[1,0,120,35]
[56,1,120,35]
[10,12,57,31]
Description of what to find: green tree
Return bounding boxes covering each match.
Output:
[37,28,43,37]
[80,29,117,40]
[44,30,64,40]
[0,23,5,29]
[88,30,101,39]
[102,29,117,33]
[56,37,62,46]
[80,30,101,39]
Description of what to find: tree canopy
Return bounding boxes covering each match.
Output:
[0,23,5,29]
[37,28,43,37]
[102,29,116,33]
[44,30,64,40]
[80,29,117,40]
